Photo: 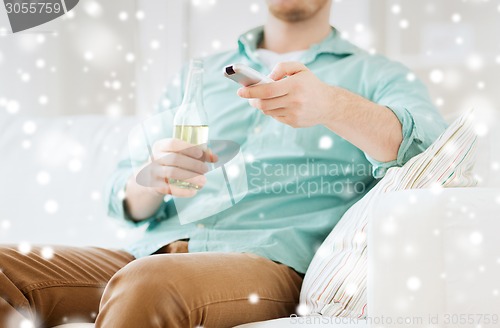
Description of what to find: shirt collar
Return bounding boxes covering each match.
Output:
[237,26,360,66]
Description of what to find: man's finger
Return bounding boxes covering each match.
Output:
[152,175,207,197]
[269,61,308,81]
[154,139,204,159]
[203,149,219,163]
[169,187,198,198]
[262,108,288,118]
[153,164,205,181]
[248,96,287,112]
[237,79,288,100]
[156,152,208,175]
[154,178,199,198]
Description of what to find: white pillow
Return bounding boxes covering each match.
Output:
[300,111,478,318]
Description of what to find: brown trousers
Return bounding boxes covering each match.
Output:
[0,243,302,328]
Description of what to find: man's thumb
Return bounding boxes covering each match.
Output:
[269,61,308,81]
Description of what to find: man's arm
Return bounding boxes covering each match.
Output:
[124,175,165,221]
[237,61,446,172]
[323,87,403,163]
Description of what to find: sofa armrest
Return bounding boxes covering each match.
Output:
[367,188,500,327]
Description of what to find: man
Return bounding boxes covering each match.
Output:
[0,0,447,327]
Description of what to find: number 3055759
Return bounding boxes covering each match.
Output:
[5,2,62,14]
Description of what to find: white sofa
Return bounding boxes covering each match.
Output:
[0,113,143,248]
[1,111,499,328]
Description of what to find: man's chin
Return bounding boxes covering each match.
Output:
[267,0,330,23]
[271,10,309,23]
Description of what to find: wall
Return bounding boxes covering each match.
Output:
[0,0,139,117]
[380,0,500,123]
[0,0,499,120]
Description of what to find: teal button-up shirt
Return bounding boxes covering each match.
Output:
[106,27,447,274]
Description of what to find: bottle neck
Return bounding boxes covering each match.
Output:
[182,68,204,106]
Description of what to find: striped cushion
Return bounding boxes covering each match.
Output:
[300,111,478,318]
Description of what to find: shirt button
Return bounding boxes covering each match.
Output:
[196,223,205,229]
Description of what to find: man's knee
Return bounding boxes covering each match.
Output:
[99,256,193,326]
[105,255,188,295]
